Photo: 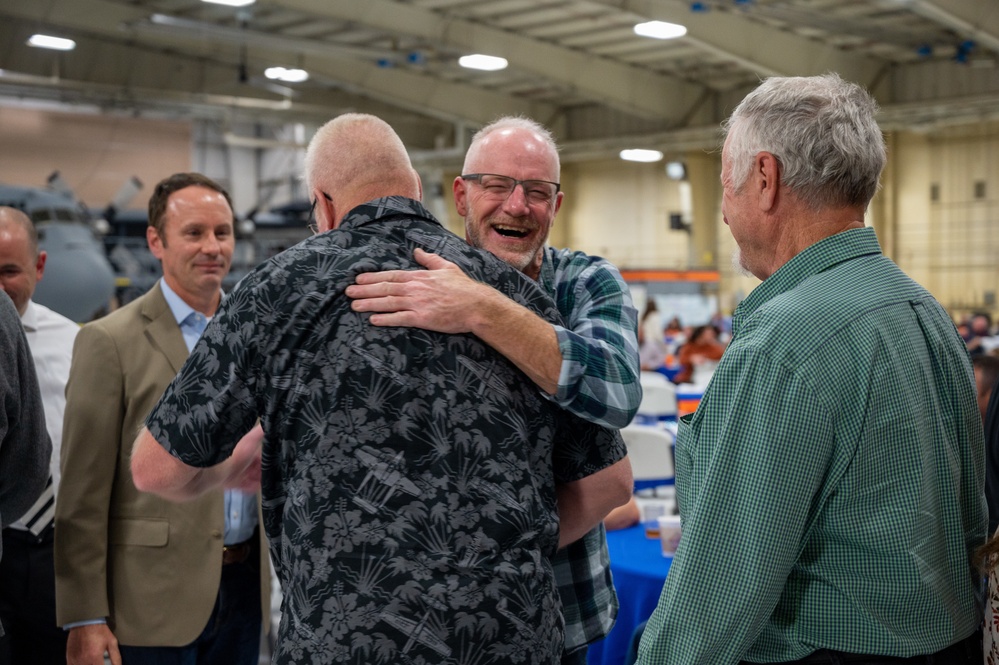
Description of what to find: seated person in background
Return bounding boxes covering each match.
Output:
[671,324,725,386]
[663,317,684,345]
[639,300,667,371]
[967,312,998,356]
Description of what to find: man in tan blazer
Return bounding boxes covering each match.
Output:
[55,173,268,665]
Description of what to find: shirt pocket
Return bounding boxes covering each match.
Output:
[110,518,169,547]
[673,412,702,517]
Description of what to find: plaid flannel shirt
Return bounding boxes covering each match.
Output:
[539,246,641,652]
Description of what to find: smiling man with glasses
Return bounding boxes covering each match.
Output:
[348,116,641,665]
[460,173,561,206]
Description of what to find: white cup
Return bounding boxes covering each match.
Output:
[657,514,682,556]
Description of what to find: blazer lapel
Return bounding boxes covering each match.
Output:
[141,283,189,374]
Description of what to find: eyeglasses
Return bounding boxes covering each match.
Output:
[308,191,332,234]
[461,173,560,205]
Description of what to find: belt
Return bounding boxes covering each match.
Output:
[222,538,253,565]
[3,522,54,546]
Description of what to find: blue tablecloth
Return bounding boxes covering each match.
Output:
[587,525,672,665]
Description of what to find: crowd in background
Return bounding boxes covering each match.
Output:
[638,300,731,388]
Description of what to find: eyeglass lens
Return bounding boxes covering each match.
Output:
[474,174,558,203]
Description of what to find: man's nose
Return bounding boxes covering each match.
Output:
[202,233,221,254]
[502,182,531,214]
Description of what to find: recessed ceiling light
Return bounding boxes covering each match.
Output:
[634,21,687,40]
[458,54,508,71]
[620,149,664,163]
[27,34,76,51]
[201,0,256,6]
[265,67,309,83]
[665,161,687,179]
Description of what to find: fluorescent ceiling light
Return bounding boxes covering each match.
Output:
[634,20,687,40]
[265,67,309,83]
[27,34,76,51]
[201,0,256,6]
[458,54,508,71]
[620,149,664,163]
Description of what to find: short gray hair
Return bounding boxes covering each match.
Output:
[304,113,416,197]
[723,73,886,210]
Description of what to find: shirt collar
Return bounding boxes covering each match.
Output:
[538,246,555,291]
[20,299,39,333]
[336,196,441,233]
[159,278,220,327]
[732,226,882,336]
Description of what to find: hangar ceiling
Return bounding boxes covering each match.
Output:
[2,0,999,163]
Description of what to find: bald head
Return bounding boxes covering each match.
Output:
[0,206,45,315]
[304,114,421,230]
[0,207,39,254]
[463,116,561,179]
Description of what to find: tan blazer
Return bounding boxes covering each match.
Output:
[54,283,269,647]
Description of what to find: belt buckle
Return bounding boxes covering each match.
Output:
[222,540,251,565]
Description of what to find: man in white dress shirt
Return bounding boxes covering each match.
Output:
[0,206,79,665]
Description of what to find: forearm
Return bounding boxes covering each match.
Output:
[556,456,633,548]
[469,287,561,395]
[468,286,641,424]
[131,427,258,502]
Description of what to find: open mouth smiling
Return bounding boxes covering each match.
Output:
[494,224,530,239]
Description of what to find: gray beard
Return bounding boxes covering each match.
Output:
[731,248,753,278]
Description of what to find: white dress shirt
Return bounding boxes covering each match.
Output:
[20,300,78,495]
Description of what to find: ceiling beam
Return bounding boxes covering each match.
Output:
[905,0,999,55]
[0,0,555,130]
[272,0,705,121]
[589,0,884,87]
[124,15,556,126]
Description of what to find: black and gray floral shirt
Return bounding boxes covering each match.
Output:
[147,197,626,665]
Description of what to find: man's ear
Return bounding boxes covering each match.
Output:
[314,189,336,232]
[147,225,164,260]
[756,152,780,212]
[35,250,47,281]
[453,176,469,217]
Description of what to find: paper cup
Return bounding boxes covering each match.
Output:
[657,515,682,556]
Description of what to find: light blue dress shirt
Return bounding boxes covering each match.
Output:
[160,279,259,546]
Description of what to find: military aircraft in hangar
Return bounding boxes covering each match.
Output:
[0,175,124,322]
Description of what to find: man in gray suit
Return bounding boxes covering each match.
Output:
[55,173,268,665]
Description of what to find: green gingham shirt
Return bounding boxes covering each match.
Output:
[540,246,641,652]
[638,227,986,664]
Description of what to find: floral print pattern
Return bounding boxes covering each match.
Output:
[147,198,626,665]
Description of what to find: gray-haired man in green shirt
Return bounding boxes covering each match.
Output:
[637,73,985,664]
